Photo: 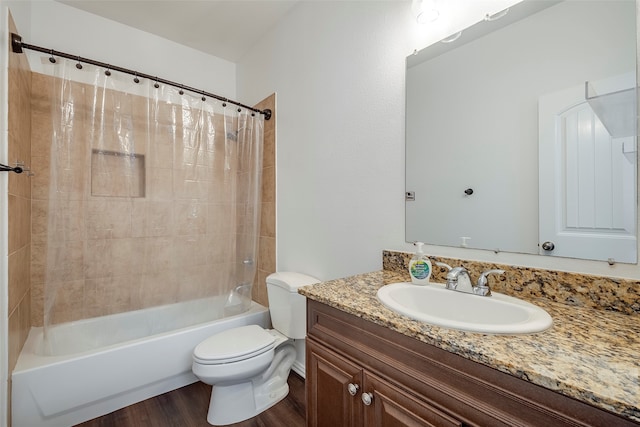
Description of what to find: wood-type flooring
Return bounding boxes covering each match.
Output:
[76,373,306,427]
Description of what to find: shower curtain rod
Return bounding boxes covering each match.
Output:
[10,32,272,120]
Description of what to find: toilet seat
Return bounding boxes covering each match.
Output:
[193,325,275,365]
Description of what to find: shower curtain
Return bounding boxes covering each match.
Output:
[38,57,263,347]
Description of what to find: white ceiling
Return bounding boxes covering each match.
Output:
[56,0,300,62]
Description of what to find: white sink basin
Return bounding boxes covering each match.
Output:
[377,282,552,334]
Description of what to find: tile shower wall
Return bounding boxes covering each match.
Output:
[29,74,276,325]
[253,94,276,307]
[7,11,32,425]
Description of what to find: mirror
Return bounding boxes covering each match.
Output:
[406,0,637,263]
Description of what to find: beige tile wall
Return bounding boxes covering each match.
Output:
[7,12,32,426]
[29,75,277,324]
[253,94,276,307]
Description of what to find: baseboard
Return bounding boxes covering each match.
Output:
[291,360,305,379]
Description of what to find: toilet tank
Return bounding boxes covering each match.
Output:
[266,272,320,339]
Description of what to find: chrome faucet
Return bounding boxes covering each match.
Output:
[445,266,473,292]
[434,262,505,297]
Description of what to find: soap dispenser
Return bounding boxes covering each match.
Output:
[409,242,432,285]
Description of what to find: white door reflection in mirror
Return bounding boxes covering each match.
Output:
[539,75,637,263]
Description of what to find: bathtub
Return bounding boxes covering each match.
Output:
[11,299,270,427]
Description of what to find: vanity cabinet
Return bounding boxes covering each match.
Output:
[306,340,362,426]
[305,300,638,427]
[307,340,460,427]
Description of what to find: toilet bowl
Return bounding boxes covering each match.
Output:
[192,272,319,426]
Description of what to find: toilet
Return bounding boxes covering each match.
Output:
[192,272,319,426]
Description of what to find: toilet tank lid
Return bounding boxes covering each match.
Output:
[266,272,320,291]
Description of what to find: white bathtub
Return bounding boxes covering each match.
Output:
[11,299,270,427]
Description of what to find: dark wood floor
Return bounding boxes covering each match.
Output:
[76,373,306,427]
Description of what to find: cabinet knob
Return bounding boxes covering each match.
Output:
[361,392,374,406]
[347,383,359,396]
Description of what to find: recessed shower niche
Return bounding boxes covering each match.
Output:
[91,149,146,198]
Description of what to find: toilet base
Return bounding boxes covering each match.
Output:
[205,343,296,426]
[207,378,289,425]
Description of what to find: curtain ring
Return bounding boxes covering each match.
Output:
[75,56,83,70]
[105,68,111,76]
[154,78,159,89]
[133,73,140,84]
[48,49,56,64]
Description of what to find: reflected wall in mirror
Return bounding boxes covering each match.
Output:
[406,0,637,263]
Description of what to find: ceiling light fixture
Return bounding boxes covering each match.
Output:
[417,8,440,24]
[412,0,440,24]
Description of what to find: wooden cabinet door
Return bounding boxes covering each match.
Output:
[307,339,364,427]
[363,372,462,427]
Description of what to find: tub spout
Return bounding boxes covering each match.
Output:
[224,283,253,316]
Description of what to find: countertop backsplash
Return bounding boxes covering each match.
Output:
[383,250,640,315]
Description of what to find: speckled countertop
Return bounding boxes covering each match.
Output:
[299,269,640,423]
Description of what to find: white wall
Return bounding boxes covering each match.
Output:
[238,0,640,281]
[238,1,413,281]
[13,0,236,98]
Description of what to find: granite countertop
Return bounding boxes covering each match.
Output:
[299,270,640,423]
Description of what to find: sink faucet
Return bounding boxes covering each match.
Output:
[435,262,505,297]
[445,266,473,292]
